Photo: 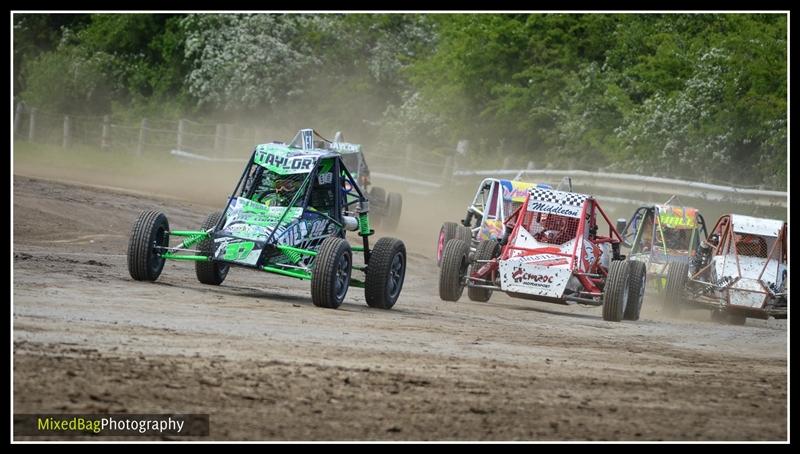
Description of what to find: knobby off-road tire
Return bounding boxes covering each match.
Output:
[603,260,630,322]
[195,211,229,286]
[365,237,406,309]
[369,187,387,228]
[439,239,471,302]
[623,260,647,321]
[437,222,472,266]
[664,261,689,316]
[384,192,403,231]
[467,239,500,302]
[369,186,387,205]
[457,225,473,244]
[128,210,170,282]
[311,237,353,309]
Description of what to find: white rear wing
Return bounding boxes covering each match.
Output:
[730,214,785,237]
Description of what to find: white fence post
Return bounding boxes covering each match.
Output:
[177,119,186,151]
[101,115,110,150]
[137,118,148,156]
[214,124,224,156]
[441,156,454,185]
[224,124,232,155]
[62,115,71,149]
[28,108,37,142]
[14,102,25,138]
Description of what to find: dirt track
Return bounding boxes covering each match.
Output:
[13,175,787,441]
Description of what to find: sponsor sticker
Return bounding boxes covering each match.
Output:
[254,148,317,174]
[527,200,581,218]
[499,259,572,297]
[330,142,361,153]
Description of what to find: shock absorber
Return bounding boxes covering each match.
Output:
[358,200,372,262]
[612,241,623,260]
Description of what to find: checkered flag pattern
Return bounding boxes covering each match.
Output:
[528,188,589,207]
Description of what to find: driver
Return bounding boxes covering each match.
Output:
[254,175,298,206]
[662,228,690,251]
[535,215,568,244]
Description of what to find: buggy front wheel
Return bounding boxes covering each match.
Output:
[602,260,630,322]
[623,260,647,321]
[311,237,353,309]
[439,239,470,302]
[127,210,170,282]
[437,222,472,266]
[365,237,406,309]
[467,239,500,302]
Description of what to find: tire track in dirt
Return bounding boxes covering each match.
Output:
[13,176,787,440]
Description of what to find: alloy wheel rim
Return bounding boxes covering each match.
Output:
[388,252,405,298]
[335,253,351,300]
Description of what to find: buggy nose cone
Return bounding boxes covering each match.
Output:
[498,257,572,298]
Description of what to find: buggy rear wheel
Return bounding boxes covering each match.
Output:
[664,261,689,316]
[467,240,500,302]
[602,260,630,322]
[127,210,170,282]
[384,192,403,231]
[195,211,229,286]
[311,237,353,309]
[439,239,471,302]
[365,237,406,309]
[457,225,473,245]
[369,187,387,228]
[437,222,472,266]
[623,260,647,320]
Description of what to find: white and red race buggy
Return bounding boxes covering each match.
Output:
[436,178,542,266]
[438,187,647,322]
[664,214,787,325]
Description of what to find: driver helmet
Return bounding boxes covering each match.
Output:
[540,229,560,243]
[274,178,298,194]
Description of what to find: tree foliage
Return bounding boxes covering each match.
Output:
[13,13,787,189]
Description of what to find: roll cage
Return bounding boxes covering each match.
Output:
[690,214,787,285]
[498,193,624,295]
[623,205,708,258]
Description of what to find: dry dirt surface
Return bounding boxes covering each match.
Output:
[13,175,787,441]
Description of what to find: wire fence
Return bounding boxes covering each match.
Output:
[12,102,785,209]
[12,102,455,185]
[12,103,275,161]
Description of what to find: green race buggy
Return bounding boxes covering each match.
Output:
[127,129,407,310]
